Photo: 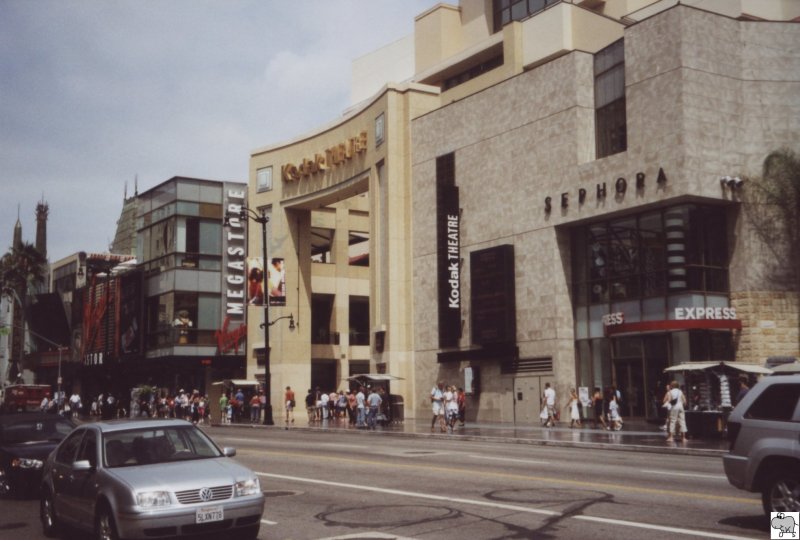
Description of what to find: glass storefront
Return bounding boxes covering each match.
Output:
[571,203,735,419]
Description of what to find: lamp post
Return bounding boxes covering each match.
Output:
[224,207,294,426]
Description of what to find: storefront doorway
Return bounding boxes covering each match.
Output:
[612,358,645,418]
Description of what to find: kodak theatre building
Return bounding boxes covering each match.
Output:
[250,0,800,424]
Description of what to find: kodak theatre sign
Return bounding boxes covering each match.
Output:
[282,131,368,182]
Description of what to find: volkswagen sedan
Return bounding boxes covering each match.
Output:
[39,418,264,539]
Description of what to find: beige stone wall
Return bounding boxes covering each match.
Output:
[411,5,800,422]
[732,291,800,363]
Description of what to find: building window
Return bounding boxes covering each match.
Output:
[595,39,627,158]
[571,204,730,331]
[492,0,560,33]
[256,167,272,193]
[442,54,504,91]
[311,227,335,264]
[375,113,385,147]
[348,231,369,267]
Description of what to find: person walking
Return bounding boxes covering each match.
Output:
[542,382,557,427]
[355,386,367,428]
[566,388,582,428]
[445,386,460,433]
[219,393,229,425]
[366,387,382,430]
[430,381,446,433]
[347,390,357,426]
[284,386,295,428]
[608,391,623,430]
[591,387,606,429]
[304,389,315,423]
[457,387,466,426]
[249,393,261,423]
[665,381,687,442]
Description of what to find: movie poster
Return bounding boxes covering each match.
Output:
[268,258,286,307]
[246,257,264,306]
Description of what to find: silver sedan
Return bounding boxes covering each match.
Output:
[39,418,264,540]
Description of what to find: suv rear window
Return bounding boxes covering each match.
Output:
[744,384,800,421]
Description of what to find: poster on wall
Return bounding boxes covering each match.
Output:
[268,258,286,307]
[247,257,264,306]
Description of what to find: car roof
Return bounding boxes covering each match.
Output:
[84,418,195,433]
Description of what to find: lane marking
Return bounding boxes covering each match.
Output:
[257,472,756,540]
[220,436,363,449]
[248,449,757,506]
[261,519,277,525]
[641,469,727,480]
[469,455,549,465]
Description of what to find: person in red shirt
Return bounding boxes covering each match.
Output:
[284,386,296,428]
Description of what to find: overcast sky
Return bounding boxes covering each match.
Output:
[0,0,435,263]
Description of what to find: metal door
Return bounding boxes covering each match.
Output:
[513,377,543,424]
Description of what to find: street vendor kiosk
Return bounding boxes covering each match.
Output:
[663,361,772,437]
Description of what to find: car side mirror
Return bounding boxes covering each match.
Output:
[72,460,93,472]
[222,447,236,457]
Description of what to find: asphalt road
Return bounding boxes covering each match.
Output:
[1,424,770,540]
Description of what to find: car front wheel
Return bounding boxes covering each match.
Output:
[762,471,800,514]
[40,491,60,538]
[95,505,121,540]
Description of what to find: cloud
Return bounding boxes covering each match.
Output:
[0,0,435,261]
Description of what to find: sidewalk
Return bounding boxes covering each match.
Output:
[229,416,730,457]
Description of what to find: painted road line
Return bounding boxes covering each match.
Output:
[261,519,277,525]
[469,455,549,465]
[251,449,758,506]
[641,469,727,480]
[257,472,756,540]
[220,436,363,449]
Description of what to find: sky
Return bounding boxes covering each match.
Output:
[0,0,436,263]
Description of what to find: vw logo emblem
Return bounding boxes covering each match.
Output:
[199,487,213,502]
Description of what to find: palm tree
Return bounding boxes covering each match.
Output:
[0,241,48,380]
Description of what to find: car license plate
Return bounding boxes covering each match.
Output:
[196,506,223,524]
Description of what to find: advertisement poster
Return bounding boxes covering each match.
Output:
[247,257,264,306]
[268,258,286,307]
[579,387,591,408]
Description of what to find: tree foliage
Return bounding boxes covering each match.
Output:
[0,241,47,299]
[743,148,800,290]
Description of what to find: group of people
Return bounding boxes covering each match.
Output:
[539,384,625,431]
[219,388,265,425]
[304,386,390,429]
[429,382,466,433]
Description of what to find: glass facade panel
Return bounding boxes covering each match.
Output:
[199,221,222,255]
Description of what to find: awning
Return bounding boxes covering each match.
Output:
[211,379,261,387]
[664,361,772,375]
[771,362,800,374]
[346,374,404,382]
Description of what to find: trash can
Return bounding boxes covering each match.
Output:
[390,395,404,423]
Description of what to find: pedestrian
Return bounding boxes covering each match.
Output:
[430,381,447,433]
[285,386,295,428]
[445,386,459,433]
[219,393,229,425]
[355,386,367,428]
[347,390,357,425]
[457,387,466,426]
[665,380,687,442]
[320,391,330,421]
[250,393,261,423]
[314,387,322,421]
[304,389,315,422]
[336,391,348,418]
[69,392,82,419]
[735,375,750,405]
[591,387,606,429]
[366,387,382,429]
[542,382,557,427]
[566,388,582,428]
[608,391,623,430]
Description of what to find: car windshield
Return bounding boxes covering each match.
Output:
[0,418,74,444]
[103,425,222,468]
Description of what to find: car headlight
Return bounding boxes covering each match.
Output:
[234,477,260,497]
[136,491,172,508]
[11,458,43,469]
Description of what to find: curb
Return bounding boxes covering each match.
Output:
[210,423,727,458]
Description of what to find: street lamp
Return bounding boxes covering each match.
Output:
[223,206,294,426]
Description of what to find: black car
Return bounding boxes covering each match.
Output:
[0,413,75,497]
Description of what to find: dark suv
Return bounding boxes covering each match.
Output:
[723,373,800,514]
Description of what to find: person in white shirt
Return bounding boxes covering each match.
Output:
[665,380,687,442]
[445,386,460,433]
[430,381,446,433]
[542,383,557,427]
[355,386,367,428]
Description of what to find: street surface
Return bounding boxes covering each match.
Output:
[1,424,769,540]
